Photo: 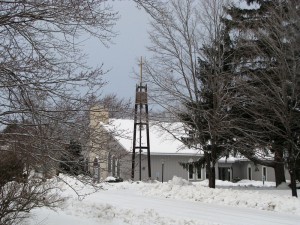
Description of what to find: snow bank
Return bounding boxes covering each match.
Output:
[48,174,104,200]
[63,201,218,225]
[140,177,300,215]
[169,176,192,186]
[27,175,219,225]
[197,179,275,188]
[26,175,300,225]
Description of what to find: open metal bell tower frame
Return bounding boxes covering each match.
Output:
[131,57,151,180]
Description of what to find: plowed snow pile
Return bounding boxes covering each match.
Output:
[139,176,300,215]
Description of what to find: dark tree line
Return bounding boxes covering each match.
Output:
[221,0,300,197]
[59,140,85,176]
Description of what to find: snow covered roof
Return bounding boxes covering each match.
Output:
[102,119,201,156]
[101,119,251,163]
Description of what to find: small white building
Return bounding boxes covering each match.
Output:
[88,109,289,182]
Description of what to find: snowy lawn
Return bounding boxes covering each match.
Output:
[25,175,300,225]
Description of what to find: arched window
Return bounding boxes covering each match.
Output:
[116,159,121,177]
[112,156,116,176]
[107,152,111,173]
[188,158,194,180]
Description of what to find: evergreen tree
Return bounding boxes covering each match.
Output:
[222,0,286,187]
[0,122,36,185]
[179,25,236,188]
[60,140,84,176]
[0,152,24,187]
[223,0,300,195]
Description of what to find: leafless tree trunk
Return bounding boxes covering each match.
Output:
[141,0,234,188]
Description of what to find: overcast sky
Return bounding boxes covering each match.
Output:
[79,0,253,103]
[81,1,151,101]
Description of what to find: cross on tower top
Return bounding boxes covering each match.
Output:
[139,56,144,86]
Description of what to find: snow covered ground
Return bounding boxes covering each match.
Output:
[25,175,300,225]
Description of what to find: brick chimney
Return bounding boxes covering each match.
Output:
[90,105,109,128]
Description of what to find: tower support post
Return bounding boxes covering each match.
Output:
[132,85,151,180]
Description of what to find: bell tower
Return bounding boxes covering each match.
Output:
[131,57,151,180]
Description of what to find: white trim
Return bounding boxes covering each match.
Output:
[203,168,206,180]
[141,152,202,156]
[139,152,251,163]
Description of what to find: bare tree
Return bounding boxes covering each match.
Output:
[141,0,235,188]
[0,179,62,225]
[0,1,120,223]
[0,0,118,138]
